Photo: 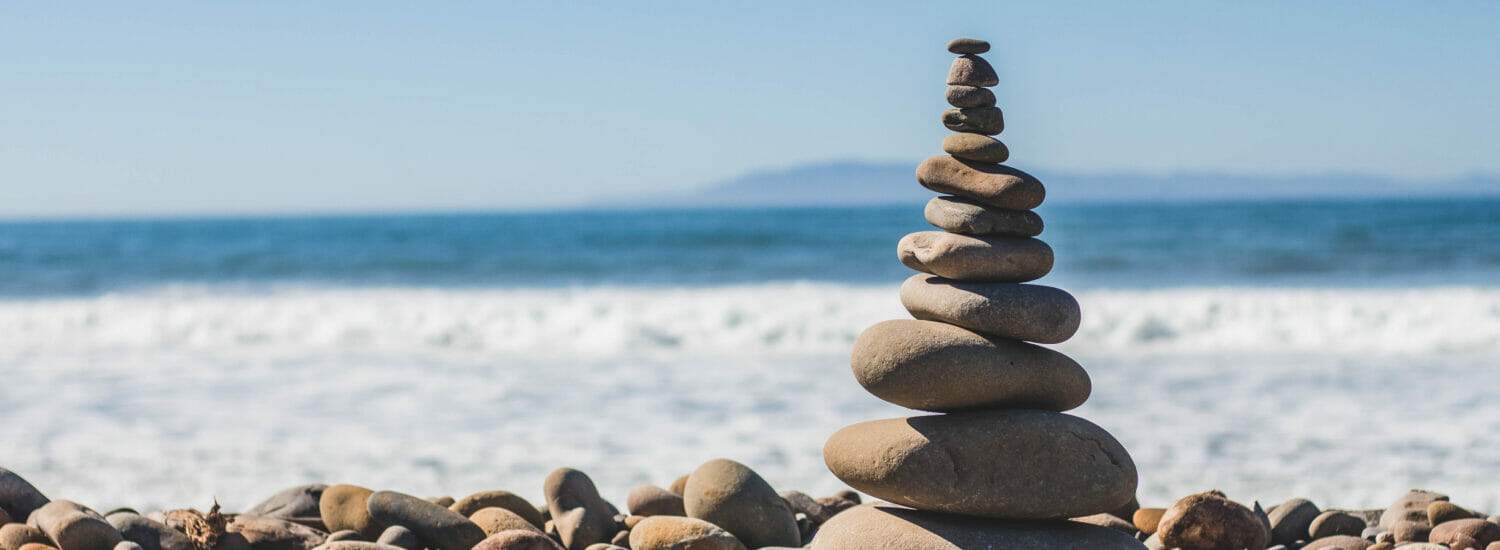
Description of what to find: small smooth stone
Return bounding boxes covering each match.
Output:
[900,274,1081,344]
[851,319,1089,412]
[607,531,627,547]
[1157,491,1267,550]
[323,532,358,543]
[30,501,122,550]
[450,491,543,529]
[1300,535,1366,550]
[246,486,327,529]
[372,527,415,550]
[0,524,50,550]
[947,38,990,54]
[924,196,1042,237]
[583,546,625,550]
[684,459,800,549]
[811,505,1144,549]
[942,107,1005,135]
[946,85,995,108]
[1379,490,1447,528]
[824,410,1136,520]
[470,508,541,536]
[915,155,1045,210]
[366,491,484,550]
[778,491,831,525]
[1307,511,1365,539]
[1392,519,1431,543]
[898,231,1052,282]
[1072,513,1134,534]
[1430,518,1500,547]
[1268,498,1320,545]
[1428,501,1476,525]
[942,133,1008,163]
[667,476,688,496]
[106,513,193,550]
[1133,508,1166,535]
[948,55,998,87]
[229,516,328,550]
[113,543,142,550]
[17,545,56,550]
[630,517,744,550]
[311,543,405,550]
[472,530,564,550]
[0,468,49,523]
[625,486,684,517]
[319,486,383,540]
[543,468,616,550]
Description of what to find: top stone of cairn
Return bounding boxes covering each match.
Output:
[947,37,991,54]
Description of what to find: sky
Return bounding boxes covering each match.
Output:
[1,1,1498,218]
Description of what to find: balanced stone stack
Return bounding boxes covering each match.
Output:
[814,38,1145,549]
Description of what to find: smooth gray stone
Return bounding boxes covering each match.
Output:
[924,196,1043,237]
[30,501,123,550]
[947,38,990,54]
[246,485,327,529]
[898,231,1052,282]
[942,107,1004,135]
[373,527,417,550]
[1268,498,1320,545]
[365,492,483,550]
[811,505,1144,549]
[945,85,995,108]
[915,155,1045,210]
[0,468,49,522]
[899,274,1081,344]
[107,513,194,550]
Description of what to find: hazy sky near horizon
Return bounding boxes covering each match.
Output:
[3,1,1498,217]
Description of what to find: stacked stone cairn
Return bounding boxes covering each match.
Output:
[812,38,1145,549]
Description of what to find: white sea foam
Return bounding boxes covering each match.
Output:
[3,283,1500,511]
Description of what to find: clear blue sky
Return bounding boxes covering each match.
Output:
[2,1,1497,217]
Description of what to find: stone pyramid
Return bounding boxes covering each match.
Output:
[813,38,1145,549]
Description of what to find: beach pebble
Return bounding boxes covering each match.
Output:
[425,497,454,508]
[1392,519,1431,543]
[322,532,358,543]
[947,38,990,54]
[810,504,1144,549]
[543,468,616,550]
[311,543,405,550]
[948,55,998,87]
[629,516,744,550]
[1307,510,1365,539]
[916,155,1045,210]
[824,410,1136,519]
[29,501,122,550]
[246,486,327,528]
[1300,535,1366,550]
[319,486,383,540]
[1428,501,1477,525]
[17,544,57,550]
[229,516,327,550]
[0,524,50,550]
[851,319,1089,412]
[1133,508,1166,535]
[112,543,141,550]
[1072,513,1135,534]
[370,527,414,550]
[684,459,800,549]
[941,107,1005,136]
[942,133,1008,163]
[471,530,562,550]
[106,513,193,550]
[667,476,688,496]
[582,546,625,550]
[450,491,543,529]
[625,486,683,517]
[365,491,484,550]
[945,85,995,108]
[899,274,1081,344]
[469,508,540,536]
[1157,491,1267,550]
[0,468,50,523]
[899,231,1052,282]
[777,491,832,525]
[1267,498,1320,545]
[1430,518,1500,547]
[924,196,1042,237]
[1380,490,1447,528]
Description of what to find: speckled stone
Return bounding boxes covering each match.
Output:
[942,107,1005,135]
[916,155,1044,210]
[898,231,1052,282]
[29,501,123,550]
[628,517,745,550]
[947,38,991,54]
[625,486,684,518]
[924,196,1043,237]
[450,492,544,529]
[899,274,1081,344]
[942,133,1009,163]
[948,55,998,87]
[1157,491,1267,550]
[810,505,1145,549]
[946,85,995,108]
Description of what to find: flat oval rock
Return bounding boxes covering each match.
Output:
[900,274,1081,344]
[684,459,800,549]
[625,486,684,518]
[543,468,616,550]
[472,531,562,550]
[628,517,745,550]
[469,508,540,536]
[246,486,327,525]
[229,516,327,550]
[0,468,50,522]
[924,196,1042,237]
[942,133,1008,163]
[365,492,484,550]
[30,501,123,550]
[823,411,1137,520]
[450,491,543,529]
[916,156,1044,210]
[947,38,991,54]
[852,319,1089,412]
[948,55,998,87]
[945,85,995,108]
[942,107,1004,135]
[898,231,1052,282]
[810,505,1144,549]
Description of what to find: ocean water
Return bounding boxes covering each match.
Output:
[2,198,1499,512]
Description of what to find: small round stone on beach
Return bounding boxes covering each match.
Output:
[365,491,485,550]
[684,459,800,549]
[628,517,745,550]
[543,468,617,550]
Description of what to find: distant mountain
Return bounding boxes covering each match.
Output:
[641,160,1500,207]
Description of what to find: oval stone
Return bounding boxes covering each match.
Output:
[543,468,616,550]
[0,468,49,523]
[1430,519,1500,548]
[30,501,123,550]
[810,505,1144,549]
[684,459,800,548]
[450,491,543,529]
[246,485,327,527]
[228,516,327,550]
[1,524,51,550]
[1379,490,1447,529]
[900,274,1081,344]
[1308,511,1367,539]
[107,513,194,550]
[625,486,683,517]
[947,38,991,54]
[373,527,416,550]
[898,232,1052,282]
[319,486,384,540]
[1268,498,1320,545]
[470,508,541,536]
[628,517,745,550]
[942,107,1004,135]
[472,531,562,550]
[1158,491,1267,550]
[852,319,1089,412]
[1302,535,1367,550]
[365,492,484,550]
[945,85,995,108]
[915,156,1044,210]
[942,133,1008,163]
[312,543,406,550]
[823,411,1137,520]
[948,55,998,87]
[924,196,1042,237]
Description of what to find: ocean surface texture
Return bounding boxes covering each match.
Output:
[2,198,1498,510]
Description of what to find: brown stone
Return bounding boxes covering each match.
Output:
[29,502,122,550]
[311,543,404,550]
[246,486,327,529]
[824,410,1136,520]
[1133,508,1166,535]
[228,516,327,550]
[1072,513,1134,533]
[947,38,990,55]
[1392,519,1431,543]
[0,524,50,550]
[899,274,1081,344]
[628,517,745,550]
[916,155,1045,210]
[942,107,1004,135]
[1157,491,1267,550]
[684,459,800,548]
[1267,498,1320,545]
[898,232,1052,282]
[1301,535,1366,550]
[470,508,541,536]
[543,468,616,550]
[667,476,688,496]
[924,196,1043,237]
[1428,501,1477,525]
[106,513,193,550]
[942,133,1008,163]
[948,55,998,87]
[625,486,683,517]
[1380,490,1447,528]
[0,469,49,524]
[450,491,543,529]
[319,486,384,540]
[470,531,563,550]
[1430,518,1500,548]
[946,85,995,108]
[365,491,484,550]
[851,319,1089,412]
[809,505,1145,549]
[1308,511,1366,540]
